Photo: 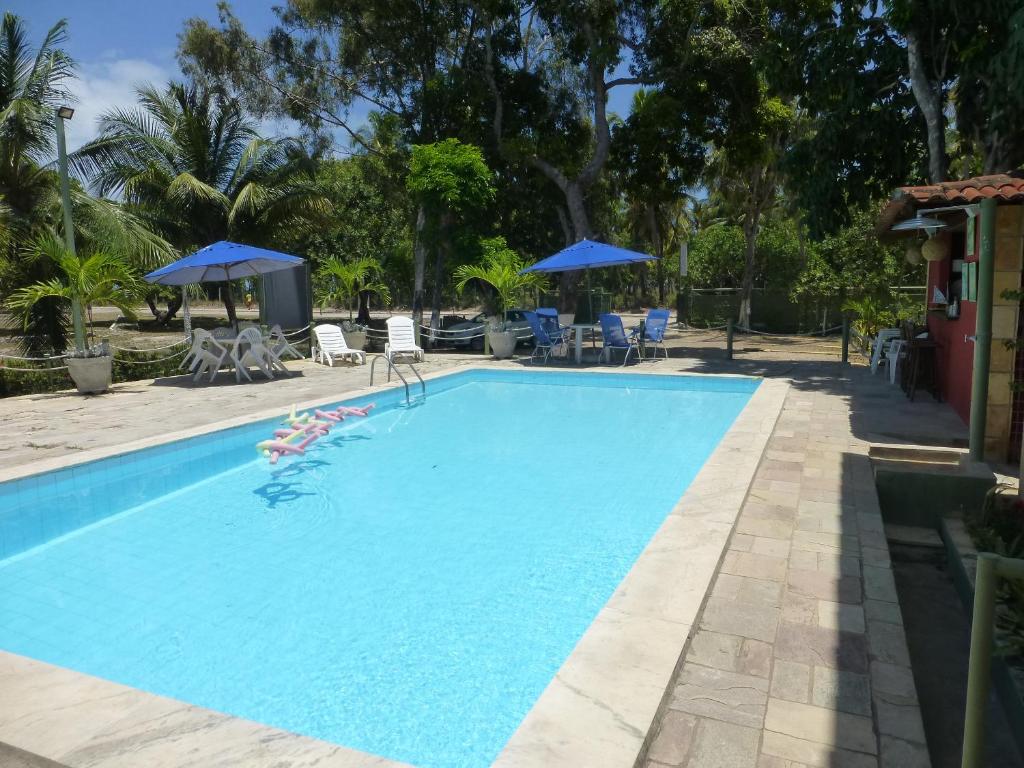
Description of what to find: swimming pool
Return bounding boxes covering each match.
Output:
[0,370,759,767]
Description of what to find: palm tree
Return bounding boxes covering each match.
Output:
[454,238,547,324]
[8,232,142,346]
[73,82,331,326]
[0,13,73,350]
[0,14,174,352]
[315,256,392,322]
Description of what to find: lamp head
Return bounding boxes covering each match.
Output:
[891,214,947,232]
[57,106,74,120]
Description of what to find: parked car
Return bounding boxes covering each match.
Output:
[447,310,535,350]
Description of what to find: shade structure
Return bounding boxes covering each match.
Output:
[519,239,657,274]
[520,239,657,325]
[144,241,304,286]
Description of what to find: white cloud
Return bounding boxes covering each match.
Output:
[63,58,171,152]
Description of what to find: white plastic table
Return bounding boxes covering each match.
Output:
[571,323,599,364]
[216,335,285,381]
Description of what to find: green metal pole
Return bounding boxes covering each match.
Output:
[841,315,850,364]
[55,110,86,353]
[961,553,998,768]
[969,198,997,461]
[726,317,734,360]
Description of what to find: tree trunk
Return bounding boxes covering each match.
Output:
[737,209,761,329]
[412,205,427,328]
[163,292,183,326]
[221,282,238,327]
[356,290,372,325]
[429,231,449,341]
[558,181,593,312]
[906,29,947,183]
[646,204,665,304]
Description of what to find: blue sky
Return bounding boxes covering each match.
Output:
[11,0,280,151]
[12,0,635,153]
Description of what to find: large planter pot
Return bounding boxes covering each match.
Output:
[487,330,517,359]
[343,330,367,350]
[66,355,113,394]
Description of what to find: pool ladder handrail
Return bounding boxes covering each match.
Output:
[369,355,426,405]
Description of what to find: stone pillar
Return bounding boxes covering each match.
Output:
[985,205,1024,460]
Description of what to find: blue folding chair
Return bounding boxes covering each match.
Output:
[523,311,570,364]
[535,307,561,336]
[639,308,670,359]
[599,313,640,366]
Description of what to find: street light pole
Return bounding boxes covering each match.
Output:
[55,106,86,352]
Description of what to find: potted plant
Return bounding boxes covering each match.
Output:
[314,256,391,350]
[9,233,141,394]
[454,237,546,359]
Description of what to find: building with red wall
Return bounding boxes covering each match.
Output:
[878,172,1024,460]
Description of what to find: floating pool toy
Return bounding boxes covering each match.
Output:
[258,402,375,462]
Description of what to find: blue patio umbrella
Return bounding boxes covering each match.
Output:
[144,241,303,285]
[144,240,304,332]
[520,239,658,321]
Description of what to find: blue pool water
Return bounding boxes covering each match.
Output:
[0,370,757,767]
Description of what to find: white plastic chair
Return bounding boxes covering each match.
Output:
[183,330,230,382]
[312,324,365,366]
[231,326,275,381]
[385,317,424,362]
[870,328,901,374]
[886,339,906,385]
[268,324,304,361]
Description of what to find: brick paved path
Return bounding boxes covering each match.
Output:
[643,383,933,768]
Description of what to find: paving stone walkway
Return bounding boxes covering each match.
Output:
[643,381,934,768]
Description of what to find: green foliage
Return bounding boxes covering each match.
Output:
[792,208,922,302]
[315,256,392,319]
[687,217,804,291]
[406,139,494,215]
[967,485,1024,657]
[7,233,142,352]
[840,295,895,339]
[454,237,546,320]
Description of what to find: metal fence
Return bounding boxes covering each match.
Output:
[682,287,927,335]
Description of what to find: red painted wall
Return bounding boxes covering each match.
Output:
[925,232,973,426]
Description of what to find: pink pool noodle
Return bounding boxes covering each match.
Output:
[267,440,304,456]
[315,409,343,422]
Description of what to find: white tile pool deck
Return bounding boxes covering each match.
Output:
[0,350,965,768]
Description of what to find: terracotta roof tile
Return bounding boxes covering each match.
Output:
[876,170,1024,235]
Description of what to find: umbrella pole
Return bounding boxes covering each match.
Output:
[225,264,237,331]
[587,268,593,324]
[183,287,191,339]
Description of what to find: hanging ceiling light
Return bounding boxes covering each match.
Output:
[891,214,948,231]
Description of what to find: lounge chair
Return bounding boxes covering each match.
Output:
[182,329,230,382]
[524,310,570,364]
[232,326,276,381]
[385,316,424,362]
[599,313,640,366]
[637,308,670,359]
[312,324,366,366]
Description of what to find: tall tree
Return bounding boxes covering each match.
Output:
[178,0,484,327]
[0,13,73,350]
[406,139,495,332]
[73,82,329,326]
